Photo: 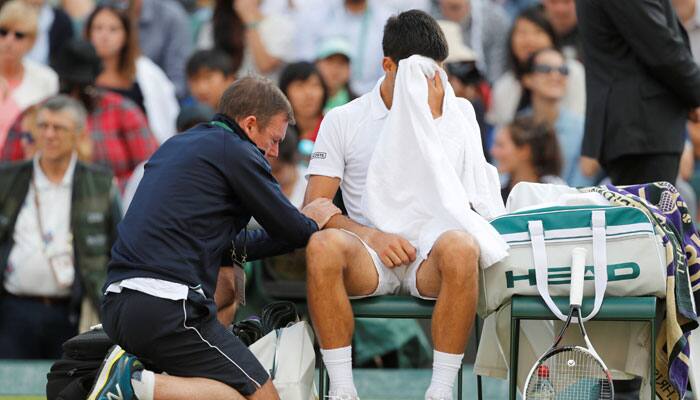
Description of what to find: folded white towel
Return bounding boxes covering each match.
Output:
[361,55,509,268]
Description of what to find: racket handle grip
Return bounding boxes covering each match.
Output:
[570,247,587,307]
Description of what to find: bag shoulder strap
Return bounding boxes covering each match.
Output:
[529,210,608,322]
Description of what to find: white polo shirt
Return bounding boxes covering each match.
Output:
[307,78,480,227]
[5,153,77,297]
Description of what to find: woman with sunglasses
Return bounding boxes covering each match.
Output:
[520,47,598,187]
[490,115,566,201]
[0,0,58,155]
[487,5,585,127]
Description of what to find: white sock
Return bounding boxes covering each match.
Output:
[321,346,357,396]
[131,369,155,400]
[426,350,463,399]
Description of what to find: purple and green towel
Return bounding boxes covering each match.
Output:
[583,182,699,399]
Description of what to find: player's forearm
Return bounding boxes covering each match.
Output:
[324,213,377,243]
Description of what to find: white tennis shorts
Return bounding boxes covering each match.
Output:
[342,230,436,301]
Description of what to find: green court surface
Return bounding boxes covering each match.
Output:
[0,360,509,399]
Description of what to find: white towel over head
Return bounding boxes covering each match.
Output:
[361,55,509,268]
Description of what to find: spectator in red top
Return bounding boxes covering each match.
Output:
[1,39,157,190]
[278,61,328,158]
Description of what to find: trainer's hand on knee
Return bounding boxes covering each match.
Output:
[367,231,417,268]
[302,198,341,229]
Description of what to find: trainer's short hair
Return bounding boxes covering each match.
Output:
[218,76,295,127]
[37,95,88,132]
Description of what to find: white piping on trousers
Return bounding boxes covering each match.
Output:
[181,300,263,389]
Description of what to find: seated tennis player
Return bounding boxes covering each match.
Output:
[304,10,505,400]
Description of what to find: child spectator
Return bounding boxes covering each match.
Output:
[267,133,306,208]
[315,37,356,113]
[487,5,585,127]
[186,48,237,110]
[86,4,179,144]
[279,61,328,157]
[0,0,58,154]
[491,115,565,201]
[295,0,393,94]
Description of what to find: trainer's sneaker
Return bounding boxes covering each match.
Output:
[87,345,143,400]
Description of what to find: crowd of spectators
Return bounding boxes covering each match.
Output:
[2,0,700,360]
[0,0,606,212]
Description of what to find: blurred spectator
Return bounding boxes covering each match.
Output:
[279,61,327,158]
[491,115,565,201]
[382,0,431,13]
[22,0,74,66]
[122,103,214,212]
[259,0,321,16]
[296,0,393,95]
[673,0,700,218]
[435,0,510,82]
[134,0,192,99]
[198,0,295,81]
[176,102,215,133]
[439,19,492,160]
[1,39,158,190]
[315,37,356,113]
[175,0,198,13]
[577,0,700,185]
[487,5,585,127]
[0,0,58,154]
[0,95,121,359]
[267,132,306,207]
[60,0,95,33]
[519,47,595,187]
[86,4,179,144]
[186,48,236,110]
[183,0,213,44]
[491,0,539,19]
[674,0,700,61]
[541,0,580,61]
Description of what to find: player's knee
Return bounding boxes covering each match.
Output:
[434,231,479,282]
[306,229,349,277]
[434,230,480,261]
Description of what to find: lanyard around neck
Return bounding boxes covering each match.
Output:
[31,178,51,249]
[211,120,234,133]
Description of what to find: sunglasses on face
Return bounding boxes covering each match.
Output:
[532,64,570,76]
[0,28,29,40]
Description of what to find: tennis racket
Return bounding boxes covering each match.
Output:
[523,247,614,399]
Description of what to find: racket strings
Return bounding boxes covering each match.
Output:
[525,348,613,399]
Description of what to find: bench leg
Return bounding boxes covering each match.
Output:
[319,361,327,397]
[455,363,461,399]
[509,317,520,400]
[651,318,656,400]
[475,316,483,400]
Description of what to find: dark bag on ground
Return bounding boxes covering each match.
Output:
[46,327,114,400]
